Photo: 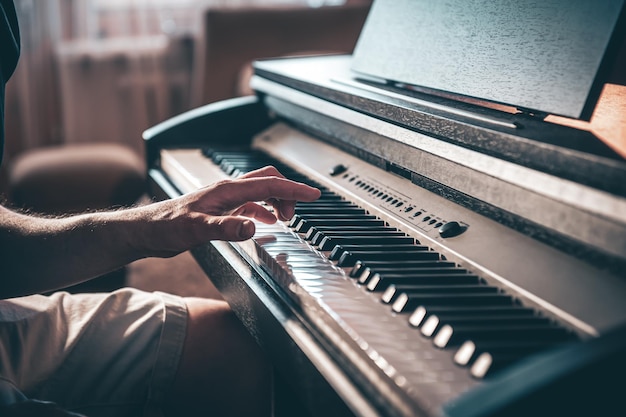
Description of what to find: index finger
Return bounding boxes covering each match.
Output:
[238,165,287,180]
[217,176,321,209]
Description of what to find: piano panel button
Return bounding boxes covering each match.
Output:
[420,314,553,338]
[432,324,575,349]
[389,291,514,313]
[338,249,441,267]
[365,271,479,290]
[329,163,348,176]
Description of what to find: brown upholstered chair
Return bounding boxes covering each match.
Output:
[9,143,145,214]
[190,2,372,106]
[8,142,146,292]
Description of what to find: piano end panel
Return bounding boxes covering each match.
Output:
[442,322,626,417]
[142,95,273,168]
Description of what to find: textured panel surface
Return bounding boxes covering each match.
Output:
[352,0,625,119]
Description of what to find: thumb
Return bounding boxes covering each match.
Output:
[208,217,256,241]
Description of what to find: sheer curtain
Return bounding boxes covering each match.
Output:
[4,0,336,167]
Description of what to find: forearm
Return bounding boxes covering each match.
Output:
[0,166,321,298]
[0,205,147,298]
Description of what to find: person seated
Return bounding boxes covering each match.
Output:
[0,1,321,416]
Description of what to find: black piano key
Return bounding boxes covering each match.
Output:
[420,314,554,338]
[350,260,457,278]
[221,158,275,169]
[296,203,356,211]
[469,352,539,379]
[318,236,416,251]
[365,271,479,290]
[389,291,513,313]
[384,285,499,305]
[298,202,356,207]
[303,194,346,201]
[329,244,427,261]
[311,231,407,246]
[306,227,401,242]
[296,201,356,207]
[432,324,575,349]
[408,305,536,328]
[454,339,558,367]
[338,249,441,267]
[294,207,369,215]
[356,265,445,284]
[289,213,379,229]
[223,161,273,176]
[295,219,387,234]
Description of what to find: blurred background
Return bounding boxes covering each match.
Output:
[2,0,372,295]
[2,0,371,189]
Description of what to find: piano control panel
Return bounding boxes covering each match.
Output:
[331,167,469,238]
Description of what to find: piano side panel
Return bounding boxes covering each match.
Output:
[143,95,272,168]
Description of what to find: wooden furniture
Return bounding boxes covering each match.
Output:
[190,2,371,106]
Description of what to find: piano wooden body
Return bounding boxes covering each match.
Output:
[144,4,626,415]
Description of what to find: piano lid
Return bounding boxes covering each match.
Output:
[351,0,626,121]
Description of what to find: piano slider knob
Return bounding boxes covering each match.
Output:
[439,221,467,238]
[329,164,348,176]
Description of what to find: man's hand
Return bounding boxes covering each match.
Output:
[133,166,321,258]
[0,166,320,297]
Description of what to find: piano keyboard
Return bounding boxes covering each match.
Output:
[203,146,578,381]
